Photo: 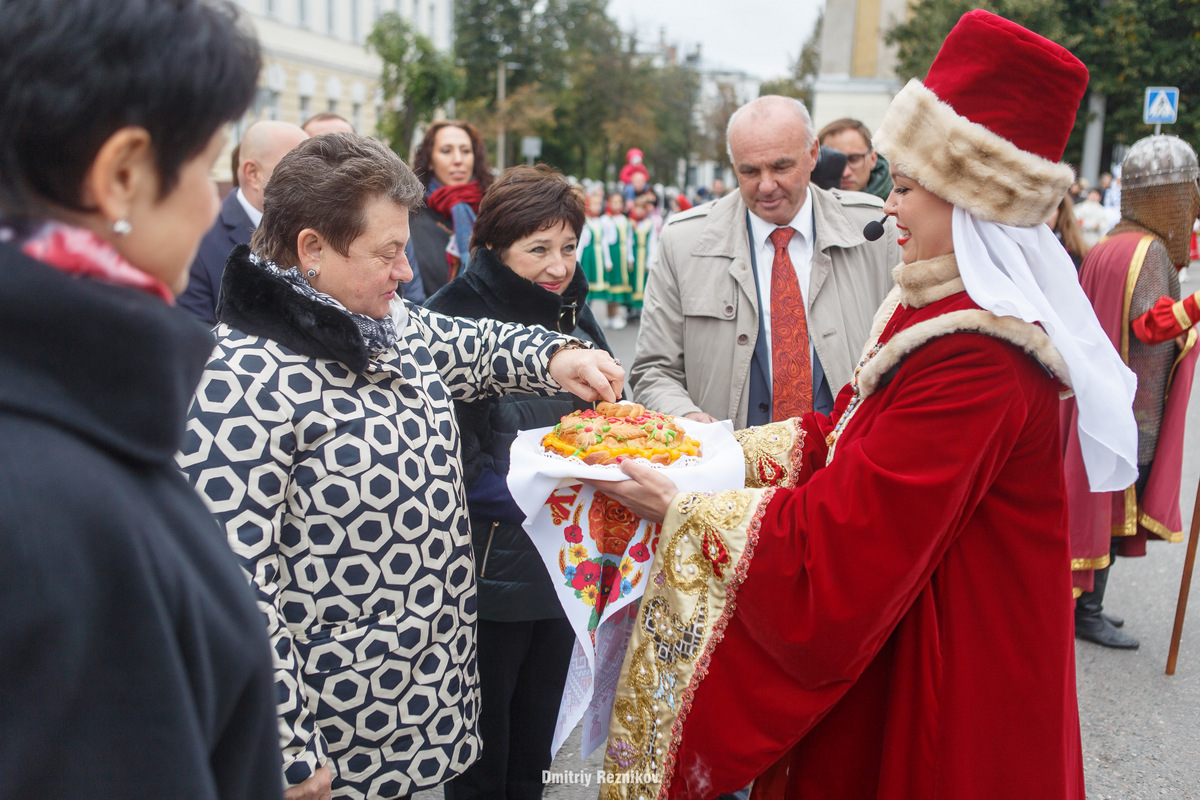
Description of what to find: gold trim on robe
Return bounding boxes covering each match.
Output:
[1118,235,1154,360]
[1071,554,1110,571]
[1172,298,1193,331]
[735,419,804,489]
[601,487,774,799]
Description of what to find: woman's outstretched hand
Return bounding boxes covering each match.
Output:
[585,458,678,525]
[549,347,625,403]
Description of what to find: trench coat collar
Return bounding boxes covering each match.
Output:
[688,186,872,310]
[689,185,871,259]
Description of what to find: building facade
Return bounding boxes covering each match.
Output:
[811,0,906,134]
[222,0,453,181]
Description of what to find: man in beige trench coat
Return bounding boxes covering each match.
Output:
[632,95,899,428]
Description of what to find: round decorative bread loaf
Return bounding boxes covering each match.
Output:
[541,401,702,465]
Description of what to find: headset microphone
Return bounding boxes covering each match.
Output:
[863,214,889,242]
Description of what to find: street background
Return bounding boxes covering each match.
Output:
[418,268,1200,799]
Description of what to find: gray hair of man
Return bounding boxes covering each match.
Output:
[725,95,817,164]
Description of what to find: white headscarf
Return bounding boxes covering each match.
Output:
[952,208,1138,491]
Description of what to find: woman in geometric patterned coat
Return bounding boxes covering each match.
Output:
[179,134,624,800]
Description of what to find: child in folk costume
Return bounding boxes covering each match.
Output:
[627,190,660,314]
[601,191,632,329]
[578,188,612,323]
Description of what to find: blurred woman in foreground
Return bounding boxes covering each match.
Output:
[0,1,282,798]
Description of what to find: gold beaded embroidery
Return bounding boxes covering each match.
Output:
[602,490,756,799]
[735,420,805,488]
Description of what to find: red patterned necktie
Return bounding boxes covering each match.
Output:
[769,226,812,420]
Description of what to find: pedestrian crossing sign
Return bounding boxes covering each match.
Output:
[1144,87,1179,125]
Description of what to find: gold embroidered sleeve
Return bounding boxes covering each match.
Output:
[734,419,805,488]
[602,487,774,798]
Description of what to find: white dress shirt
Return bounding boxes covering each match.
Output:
[235,187,263,228]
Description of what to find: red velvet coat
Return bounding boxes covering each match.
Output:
[601,255,1084,800]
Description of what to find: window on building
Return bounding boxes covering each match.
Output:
[328,98,338,114]
[297,0,309,26]
[299,95,311,125]
[350,0,360,41]
[264,0,277,16]
[267,89,281,121]
[352,102,362,132]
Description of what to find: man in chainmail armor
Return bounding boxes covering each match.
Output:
[1064,134,1200,648]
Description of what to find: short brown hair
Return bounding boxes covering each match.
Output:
[411,120,494,193]
[817,117,874,148]
[251,133,424,268]
[229,143,241,188]
[470,165,585,255]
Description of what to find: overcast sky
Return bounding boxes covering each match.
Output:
[605,0,823,81]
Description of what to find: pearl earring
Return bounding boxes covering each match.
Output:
[112,218,132,236]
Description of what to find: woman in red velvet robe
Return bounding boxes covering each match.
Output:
[589,12,1140,800]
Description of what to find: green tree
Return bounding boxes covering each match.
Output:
[454,0,571,106]
[699,80,742,169]
[885,0,1200,168]
[1074,0,1200,150]
[450,0,717,182]
[644,62,701,186]
[367,13,463,158]
[532,0,630,177]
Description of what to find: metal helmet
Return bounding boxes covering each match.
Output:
[1120,135,1200,266]
[1121,135,1199,190]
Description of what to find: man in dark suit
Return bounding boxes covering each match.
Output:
[177,120,308,325]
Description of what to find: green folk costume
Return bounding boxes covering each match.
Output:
[603,212,632,306]
[629,217,658,311]
[579,215,610,301]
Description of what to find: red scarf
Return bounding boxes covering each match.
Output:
[19,221,173,303]
[426,181,483,217]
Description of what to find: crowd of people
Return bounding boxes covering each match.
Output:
[2,2,1199,800]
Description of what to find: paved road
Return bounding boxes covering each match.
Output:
[421,271,1200,798]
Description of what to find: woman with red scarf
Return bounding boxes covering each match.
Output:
[410,120,494,295]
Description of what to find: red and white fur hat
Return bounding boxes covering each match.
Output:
[874,10,1089,227]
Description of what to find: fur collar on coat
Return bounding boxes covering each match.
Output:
[855,254,1072,398]
[216,244,378,373]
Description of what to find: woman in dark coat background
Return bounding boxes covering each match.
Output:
[426,165,617,800]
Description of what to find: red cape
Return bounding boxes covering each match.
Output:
[1062,231,1196,593]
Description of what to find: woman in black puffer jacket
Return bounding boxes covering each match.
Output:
[426,165,616,800]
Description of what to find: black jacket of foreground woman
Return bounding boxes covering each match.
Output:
[0,242,283,799]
